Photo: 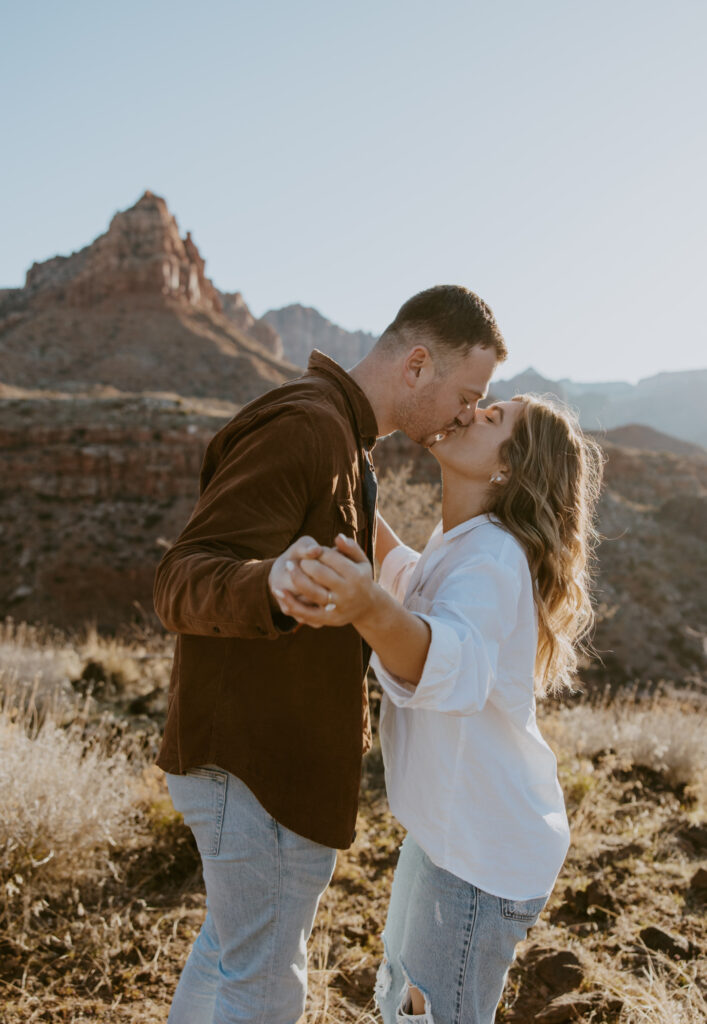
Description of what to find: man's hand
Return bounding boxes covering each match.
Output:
[275,534,377,629]
[268,536,327,614]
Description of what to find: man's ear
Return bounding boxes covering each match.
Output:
[402,345,433,387]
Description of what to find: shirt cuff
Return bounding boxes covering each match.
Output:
[372,612,461,708]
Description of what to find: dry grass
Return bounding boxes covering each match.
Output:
[588,957,707,1024]
[0,689,141,903]
[1,620,705,1023]
[0,620,81,707]
[491,687,707,1023]
[0,618,172,706]
[544,687,707,809]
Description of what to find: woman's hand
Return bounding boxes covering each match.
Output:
[275,534,378,629]
[268,535,325,614]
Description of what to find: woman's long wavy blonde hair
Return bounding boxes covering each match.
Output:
[486,394,604,696]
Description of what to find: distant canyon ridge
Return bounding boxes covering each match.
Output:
[1,190,705,447]
[0,191,706,690]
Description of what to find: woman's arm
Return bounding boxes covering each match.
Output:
[375,511,405,565]
[353,580,431,685]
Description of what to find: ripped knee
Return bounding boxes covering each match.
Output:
[406,985,428,1015]
[396,963,434,1022]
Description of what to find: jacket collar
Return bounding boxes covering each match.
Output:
[307,350,379,448]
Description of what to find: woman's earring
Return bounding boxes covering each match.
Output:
[490,474,504,483]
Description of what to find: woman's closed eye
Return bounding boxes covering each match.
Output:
[482,404,504,425]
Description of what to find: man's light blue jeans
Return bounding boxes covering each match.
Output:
[375,835,547,1024]
[165,766,337,1024]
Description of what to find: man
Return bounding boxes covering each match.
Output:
[154,284,507,1024]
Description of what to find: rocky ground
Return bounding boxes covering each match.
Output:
[0,625,705,1023]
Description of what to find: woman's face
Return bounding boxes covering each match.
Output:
[429,399,524,482]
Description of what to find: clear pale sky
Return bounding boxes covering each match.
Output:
[2,0,705,382]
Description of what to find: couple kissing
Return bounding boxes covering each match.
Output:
[154,284,602,1024]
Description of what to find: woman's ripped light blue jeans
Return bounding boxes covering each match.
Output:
[375,834,547,1024]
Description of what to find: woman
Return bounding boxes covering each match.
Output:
[277,394,603,1024]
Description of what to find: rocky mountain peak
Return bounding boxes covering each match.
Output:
[0,192,295,401]
[262,303,378,367]
[16,190,221,315]
[492,366,568,402]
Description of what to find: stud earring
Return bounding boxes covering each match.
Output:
[490,474,504,484]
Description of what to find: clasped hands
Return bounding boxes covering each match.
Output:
[269,534,376,629]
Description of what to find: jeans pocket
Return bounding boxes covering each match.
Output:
[168,766,228,858]
[500,894,548,923]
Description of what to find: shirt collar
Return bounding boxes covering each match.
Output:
[441,512,500,542]
[306,350,379,448]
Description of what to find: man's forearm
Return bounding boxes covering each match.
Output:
[154,544,281,638]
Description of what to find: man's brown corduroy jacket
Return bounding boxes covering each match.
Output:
[154,352,378,849]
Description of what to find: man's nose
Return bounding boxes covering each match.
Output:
[456,402,476,427]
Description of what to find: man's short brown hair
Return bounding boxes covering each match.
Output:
[379,284,507,364]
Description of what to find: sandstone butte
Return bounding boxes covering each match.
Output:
[0,190,295,403]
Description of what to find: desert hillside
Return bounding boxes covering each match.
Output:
[599,424,707,459]
[1,385,705,690]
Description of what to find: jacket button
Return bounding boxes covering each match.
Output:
[212,626,221,634]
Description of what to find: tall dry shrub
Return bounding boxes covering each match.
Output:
[0,682,144,937]
[548,691,707,807]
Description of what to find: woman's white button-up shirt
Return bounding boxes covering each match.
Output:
[372,513,570,900]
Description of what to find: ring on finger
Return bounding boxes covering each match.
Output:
[325,591,337,612]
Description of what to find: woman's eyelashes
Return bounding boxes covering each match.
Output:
[482,405,502,425]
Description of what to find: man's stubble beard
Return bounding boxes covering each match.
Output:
[395,385,442,447]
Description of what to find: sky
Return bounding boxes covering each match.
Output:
[1,0,705,383]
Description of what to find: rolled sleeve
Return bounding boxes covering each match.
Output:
[374,554,521,715]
